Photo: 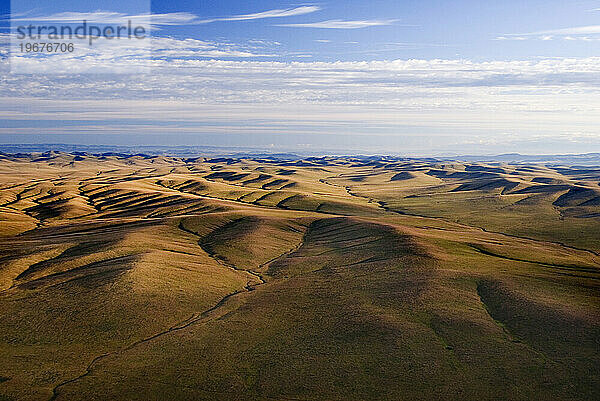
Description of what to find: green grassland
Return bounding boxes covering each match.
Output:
[0,153,598,400]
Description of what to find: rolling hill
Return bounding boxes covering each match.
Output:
[0,153,598,401]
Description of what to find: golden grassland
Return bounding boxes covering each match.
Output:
[0,152,598,400]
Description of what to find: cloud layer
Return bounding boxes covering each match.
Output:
[2,30,599,153]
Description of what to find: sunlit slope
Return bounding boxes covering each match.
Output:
[328,160,600,251]
[0,217,256,400]
[0,152,598,401]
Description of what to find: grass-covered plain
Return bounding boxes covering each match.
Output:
[0,152,598,400]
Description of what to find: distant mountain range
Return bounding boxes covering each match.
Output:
[1,144,600,166]
[447,153,600,165]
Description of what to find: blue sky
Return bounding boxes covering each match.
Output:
[6,0,599,60]
[0,0,599,154]
[150,0,600,61]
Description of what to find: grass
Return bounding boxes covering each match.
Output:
[0,153,598,401]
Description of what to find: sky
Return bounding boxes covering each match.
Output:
[0,0,599,155]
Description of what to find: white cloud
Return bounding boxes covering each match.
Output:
[151,37,279,58]
[9,6,321,26]
[148,13,202,25]
[275,19,397,29]
[5,47,600,100]
[496,36,530,41]
[502,25,600,41]
[531,25,600,35]
[199,6,320,23]
[4,35,281,74]
[10,11,195,25]
[2,34,600,152]
[11,11,126,22]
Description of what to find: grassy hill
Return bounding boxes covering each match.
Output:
[0,153,598,400]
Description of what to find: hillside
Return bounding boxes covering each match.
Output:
[0,153,598,401]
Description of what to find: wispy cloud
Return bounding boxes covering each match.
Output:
[495,36,529,41]
[8,6,321,26]
[2,34,281,74]
[528,25,600,35]
[149,13,202,25]
[199,6,320,23]
[500,25,600,41]
[152,37,279,58]
[10,11,197,25]
[275,19,397,29]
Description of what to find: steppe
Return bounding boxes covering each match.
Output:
[0,152,598,400]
